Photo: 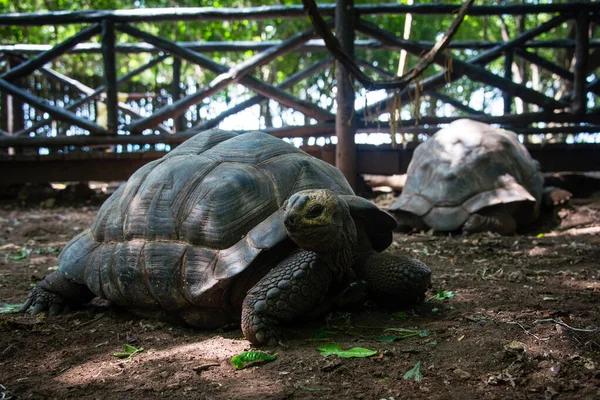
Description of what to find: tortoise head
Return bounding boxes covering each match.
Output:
[283,189,357,275]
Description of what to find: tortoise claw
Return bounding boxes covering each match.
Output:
[22,286,67,316]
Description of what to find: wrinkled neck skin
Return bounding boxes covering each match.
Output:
[351,224,378,277]
[286,197,357,279]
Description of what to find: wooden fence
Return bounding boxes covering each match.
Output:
[0,2,599,185]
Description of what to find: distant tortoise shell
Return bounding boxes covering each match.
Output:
[389,119,544,231]
[57,130,359,310]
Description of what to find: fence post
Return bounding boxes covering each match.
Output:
[101,19,118,134]
[572,10,589,115]
[6,56,25,155]
[503,50,514,115]
[335,0,357,189]
[172,56,185,132]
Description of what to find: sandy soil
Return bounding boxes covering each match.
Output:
[0,192,599,399]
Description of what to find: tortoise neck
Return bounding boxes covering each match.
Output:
[319,203,357,279]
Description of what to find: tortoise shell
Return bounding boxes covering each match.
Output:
[57,130,357,310]
[389,119,544,231]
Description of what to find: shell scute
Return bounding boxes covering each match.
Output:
[142,242,189,310]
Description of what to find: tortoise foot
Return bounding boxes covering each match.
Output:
[21,286,72,316]
[21,271,94,316]
[241,311,283,346]
[240,251,333,346]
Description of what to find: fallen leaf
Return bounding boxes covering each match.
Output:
[316,343,377,358]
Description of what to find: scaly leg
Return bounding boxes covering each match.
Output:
[355,252,431,304]
[241,251,332,346]
[21,271,95,315]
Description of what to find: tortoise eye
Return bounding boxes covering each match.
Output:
[306,204,324,219]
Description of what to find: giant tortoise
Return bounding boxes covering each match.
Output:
[389,119,570,235]
[22,129,431,345]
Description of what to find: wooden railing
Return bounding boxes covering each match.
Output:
[0,2,599,184]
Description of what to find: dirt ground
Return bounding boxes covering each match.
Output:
[0,185,599,400]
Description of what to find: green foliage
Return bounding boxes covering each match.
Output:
[113,344,144,360]
[316,343,377,358]
[4,247,30,260]
[403,361,423,382]
[426,290,455,302]
[377,328,429,342]
[0,303,23,314]
[230,351,277,370]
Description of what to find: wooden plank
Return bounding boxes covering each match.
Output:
[1,143,597,185]
[0,77,107,134]
[101,20,118,134]
[503,50,514,115]
[3,39,599,55]
[572,10,590,115]
[0,24,101,82]
[5,57,25,136]
[382,112,600,126]
[1,3,598,26]
[588,77,600,95]
[2,119,598,149]
[515,49,574,82]
[429,91,484,115]
[171,56,185,132]
[0,152,164,184]
[335,0,357,188]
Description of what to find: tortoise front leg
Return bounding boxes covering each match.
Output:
[355,252,431,304]
[241,251,332,346]
[21,271,95,315]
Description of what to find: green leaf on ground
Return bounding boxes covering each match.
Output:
[427,290,455,302]
[113,344,144,360]
[231,351,277,370]
[378,328,429,342]
[316,343,377,358]
[0,303,23,314]
[403,361,423,381]
[5,248,30,260]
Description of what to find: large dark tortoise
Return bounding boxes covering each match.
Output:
[390,119,570,235]
[22,130,431,345]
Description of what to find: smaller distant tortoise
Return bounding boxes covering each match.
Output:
[389,119,571,235]
[21,130,431,345]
